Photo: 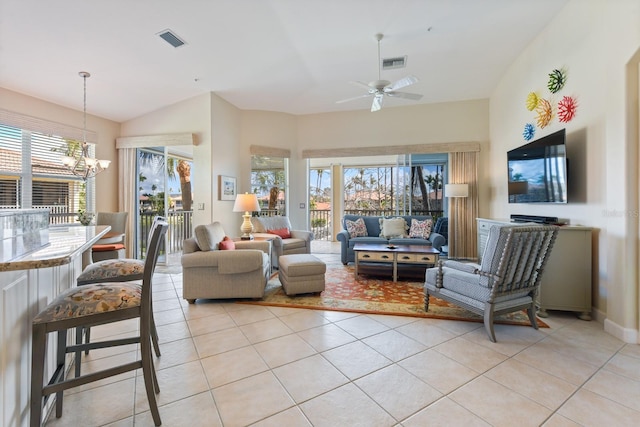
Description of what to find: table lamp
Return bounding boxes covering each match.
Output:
[233,193,261,240]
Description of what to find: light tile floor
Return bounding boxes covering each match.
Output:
[44,248,640,427]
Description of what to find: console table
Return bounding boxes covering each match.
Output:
[477,218,593,320]
[353,243,439,282]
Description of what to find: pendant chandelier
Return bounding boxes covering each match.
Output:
[61,71,110,180]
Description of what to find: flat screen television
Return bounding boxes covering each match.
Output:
[507,129,568,203]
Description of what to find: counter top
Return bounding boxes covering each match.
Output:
[0,225,110,272]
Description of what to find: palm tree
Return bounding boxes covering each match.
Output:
[138,150,193,212]
[176,160,192,211]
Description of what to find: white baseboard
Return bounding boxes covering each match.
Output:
[592,307,606,324]
[604,318,639,343]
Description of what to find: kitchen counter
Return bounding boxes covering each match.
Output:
[0,225,110,271]
[0,224,110,427]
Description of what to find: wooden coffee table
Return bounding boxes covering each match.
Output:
[353,243,440,282]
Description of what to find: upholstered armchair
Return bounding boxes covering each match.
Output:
[250,216,313,268]
[181,222,271,302]
[425,224,558,342]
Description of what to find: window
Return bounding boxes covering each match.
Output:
[251,155,288,216]
[342,154,446,217]
[0,123,94,224]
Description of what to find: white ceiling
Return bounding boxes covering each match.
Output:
[1,0,568,123]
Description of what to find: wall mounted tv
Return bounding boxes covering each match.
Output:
[507,128,568,203]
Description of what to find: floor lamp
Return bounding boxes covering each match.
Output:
[445,183,469,259]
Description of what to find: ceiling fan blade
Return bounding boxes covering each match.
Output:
[371,93,384,112]
[385,75,419,92]
[336,93,373,104]
[349,81,373,90]
[386,91,423,101]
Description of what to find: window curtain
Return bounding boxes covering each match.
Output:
[118,148,136,258]
[448,152,479,260]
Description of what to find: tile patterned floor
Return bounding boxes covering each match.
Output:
[45,251,640,427]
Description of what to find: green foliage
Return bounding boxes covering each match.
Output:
[311,218,327,228]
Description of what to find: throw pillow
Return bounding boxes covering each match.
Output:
[218,236,236,250]
[409,218,433,239]
[345,217,367,238]
[379,217,408,238]
[267,227,292,239]
[194,223,225,251]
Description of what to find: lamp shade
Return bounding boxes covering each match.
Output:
[445,183,469,198]
[233,193,260,212]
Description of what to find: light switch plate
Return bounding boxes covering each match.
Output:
[198,203,205,210]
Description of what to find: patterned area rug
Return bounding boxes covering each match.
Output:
[239,259,548,328]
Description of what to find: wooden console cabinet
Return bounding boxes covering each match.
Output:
[477,218,593,320]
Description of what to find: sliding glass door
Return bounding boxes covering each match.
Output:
[136,147,193,261]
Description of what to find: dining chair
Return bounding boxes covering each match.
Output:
[74,216,165,377]
[91,211,128,262]
[30,219,168,427]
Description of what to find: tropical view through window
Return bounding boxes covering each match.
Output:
[137,147,193,259]
[0,123,94,224]
[251,155,287,215]
[309,154,447,241]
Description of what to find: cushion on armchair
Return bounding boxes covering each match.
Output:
[219,236,236,250]
[251,216,292,233]
[267,227,291,238]
[194,222,226,251]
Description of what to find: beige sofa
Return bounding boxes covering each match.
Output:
[250,216,314,268]
[181,222,271,303]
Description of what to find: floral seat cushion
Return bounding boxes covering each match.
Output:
[77,259,145,285]
[33,283,142,324]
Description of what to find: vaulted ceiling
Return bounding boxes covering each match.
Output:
[1,0,568,122]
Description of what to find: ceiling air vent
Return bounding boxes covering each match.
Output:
[382,56,407,70]
[157,29,186,48]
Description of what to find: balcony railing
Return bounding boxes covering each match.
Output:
[139,211,193,257]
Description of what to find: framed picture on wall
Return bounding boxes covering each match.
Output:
[218,175,237,201]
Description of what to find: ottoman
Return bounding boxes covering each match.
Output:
[278,254,326,296]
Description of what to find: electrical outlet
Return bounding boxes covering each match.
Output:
[299,203,305,209]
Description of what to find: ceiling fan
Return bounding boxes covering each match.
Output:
[337,33,423,112]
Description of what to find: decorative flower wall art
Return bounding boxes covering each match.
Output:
[526,92,540,111]
[523,123,535,141]
[535,98,553,128]
[547,69,567,93]
[557,95,577,123]
[521,67,577,140]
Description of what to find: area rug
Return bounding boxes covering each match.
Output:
[238,259,548,328]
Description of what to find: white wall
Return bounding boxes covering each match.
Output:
[489,0,640,341]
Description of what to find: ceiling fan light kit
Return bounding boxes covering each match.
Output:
[337,33,423,112]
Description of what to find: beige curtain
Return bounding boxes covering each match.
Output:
[448,152,479,260]
[118,148,137,258]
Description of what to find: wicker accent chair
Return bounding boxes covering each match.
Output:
[425,224,558,342]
